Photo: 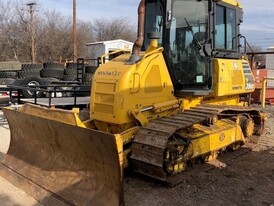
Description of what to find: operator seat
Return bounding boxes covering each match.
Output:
[175,32,207,84]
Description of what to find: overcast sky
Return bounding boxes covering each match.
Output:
[240,0,274,49]
[37,0,274,50]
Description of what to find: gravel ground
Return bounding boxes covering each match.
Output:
[0,106,273,206]
[124,108,274,206]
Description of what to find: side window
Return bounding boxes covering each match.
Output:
[215,5,236,50]
[215,6,225,49]
[227,8,236,50]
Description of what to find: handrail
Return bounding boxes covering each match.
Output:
[7,84,91,107]
[261,77,274,108]
[141,47,164,60]
[7,84,90,92]
[100,49,130,65]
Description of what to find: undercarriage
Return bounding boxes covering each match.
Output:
[130,105,264,182]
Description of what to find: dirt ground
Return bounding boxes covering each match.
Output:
[0,105,273,206]
[124,107,274,206]
[0,109,43,206]
[124,149,274,206]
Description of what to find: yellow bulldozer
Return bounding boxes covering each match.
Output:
[0,0,265,205]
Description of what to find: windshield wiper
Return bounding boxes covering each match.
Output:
[184,17,203,49]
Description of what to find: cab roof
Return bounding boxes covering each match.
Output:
[218,0,242,8]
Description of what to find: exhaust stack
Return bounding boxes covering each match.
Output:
[128,0,145,64]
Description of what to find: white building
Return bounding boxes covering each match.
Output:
[266,46,274,70]
[86,39,133,61]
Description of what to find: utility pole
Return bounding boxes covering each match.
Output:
[27,2,36,63]
[73,0,77,62]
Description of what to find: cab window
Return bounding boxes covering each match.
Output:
[215,5,236,50]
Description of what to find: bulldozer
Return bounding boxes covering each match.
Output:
[0,0,265,205]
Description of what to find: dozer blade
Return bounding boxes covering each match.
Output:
[0,105,123,206]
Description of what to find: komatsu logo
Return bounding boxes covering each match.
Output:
[97,71,122,76]
[232,86,242,90]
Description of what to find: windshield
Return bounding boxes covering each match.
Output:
[144,0,210,91]
[168,0,209,89]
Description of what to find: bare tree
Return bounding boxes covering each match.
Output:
[0,1,29,61]
[77,21,93,58]
[0,1,137,63]
[35,10,72,62]
[35,10,94,62]
[93,17,136,42]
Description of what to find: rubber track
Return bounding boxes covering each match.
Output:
[130,104,262,182]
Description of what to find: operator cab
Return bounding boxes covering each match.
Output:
[143,0,243,96]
